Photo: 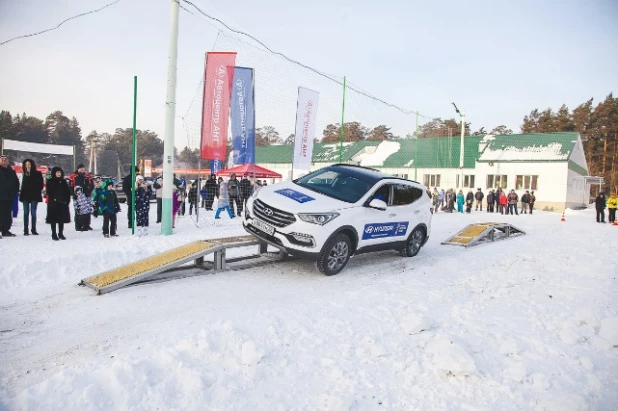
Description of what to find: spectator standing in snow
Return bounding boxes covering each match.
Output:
[227,173,241,217]
[19,158,44,236]
[0,155,20,238]
[529,191,536,214]
[507,190,519,215]
[456,190,465,213]
[498,191,507,214]
[486,190,494,213]
[521,191,531,214]
[595,192,607,223]
[215,177,234,219]
[135,175,150,236]
[172,186,181,228]
[438,189,445,210]
[95,179,120,237]
[465,190,474,214]
[45,166,71,241]
[153,175,163,223]
[607,192,617,224]
[73,186,94,231]
[204,174,218,210]
[122,166,139,229]
[474,188,484,211]
[240,175,253,208]
[188,181,198,215]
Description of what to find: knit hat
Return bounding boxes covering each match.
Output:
[136,175,144,182]
[75,185,83,193]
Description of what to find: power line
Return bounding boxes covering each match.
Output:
[180,0,433,119]
[0,0,123,47]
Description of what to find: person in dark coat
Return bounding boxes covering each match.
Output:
[68,163,94,198]
[0,155,20,237]
[507,190,519,215]
[227,173,242,217]
[239,175,253,208]
[521,191,531,215]
[529,191,536,214]
[188,181,198,215]
[19,158,44,235]
[135,175,150,236]
[486,190,494,213]
[205,174,218,210]
[122,166,139,228]
[474,188,484,211]
[595,193,606,223]
[45,166,71,240]
[465,190,474,214]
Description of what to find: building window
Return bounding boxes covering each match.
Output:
[487,175,508,189]
[464,175,475,188]
[423,174,441,188]
[516,175,539,190]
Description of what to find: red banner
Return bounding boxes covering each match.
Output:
[200,52,237,160]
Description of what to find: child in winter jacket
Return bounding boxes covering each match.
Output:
[456,190,465,213]
[188,181,198,215]
[215,177,234,219]
[73,186,94,231]
[135,175,150,236]
[95,179,120,237]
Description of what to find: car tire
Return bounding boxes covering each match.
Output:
[400,227,425,257]
[315,233,351,276]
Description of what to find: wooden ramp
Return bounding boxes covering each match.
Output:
[442,223,525,247]
[79,235,277,295]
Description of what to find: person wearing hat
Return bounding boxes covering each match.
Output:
[135,175,150,236]
[19,158,44,235]
[122,166,140,229]
[474,188,484,211]
[227,173,241,217]
[45,166,71,240]
[0,155,20,238]
[73,185,94,231]
[239,174,253,209]
[205,174,218,211]
[521,190,531,214]
[68,163,93,231]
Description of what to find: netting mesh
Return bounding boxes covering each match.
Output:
[181,29,432,153]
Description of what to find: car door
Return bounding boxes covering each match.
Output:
[388,183,427,240]
[357,183,406,248]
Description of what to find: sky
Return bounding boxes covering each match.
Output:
[0,0,617,150]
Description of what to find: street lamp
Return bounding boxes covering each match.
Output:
[452,103,465,189]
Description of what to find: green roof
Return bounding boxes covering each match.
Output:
[477,132,578,162]
[256,140,381,164]
[381,136,482,168]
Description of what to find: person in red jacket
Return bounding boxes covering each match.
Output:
[498,191,508,215]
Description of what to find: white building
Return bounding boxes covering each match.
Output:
[255,132,593,212]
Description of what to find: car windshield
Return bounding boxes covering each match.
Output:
[294,167,377,203]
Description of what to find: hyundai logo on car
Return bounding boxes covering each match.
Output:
[263,208,274,217]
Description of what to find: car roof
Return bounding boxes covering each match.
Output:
[329,164,420,185]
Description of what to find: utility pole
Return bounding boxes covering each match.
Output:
[414,110,419,181]
[161,0,180,235]
[452,103,465,189]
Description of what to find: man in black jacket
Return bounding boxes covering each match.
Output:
[19,158,44,235]
[239,174,253,208]
[227,173,241,217]
[521,191,531,214]
[595,193,606,223]
[122,166,139,228]
[465,190,474,214]
[486,190,494,213]
[0,155,20,237]
[474,188,484,211]
[205,174,218,210]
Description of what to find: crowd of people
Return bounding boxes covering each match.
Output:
[2,154,617,239]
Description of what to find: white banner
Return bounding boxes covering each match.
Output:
[292,87,320,179]
[2,138,74,155]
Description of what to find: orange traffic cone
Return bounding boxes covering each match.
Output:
[561,213,566,222]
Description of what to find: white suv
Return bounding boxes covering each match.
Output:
[243,165,432,275]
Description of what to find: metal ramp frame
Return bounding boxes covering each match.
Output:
[79,235,283,295]
[441,222,525,247]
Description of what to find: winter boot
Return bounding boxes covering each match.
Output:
[31,223,39,235]
[143,227,149,236]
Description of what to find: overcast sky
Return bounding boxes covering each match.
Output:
[0,0,616,148]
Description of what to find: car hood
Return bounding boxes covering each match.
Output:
[255,181,355,213]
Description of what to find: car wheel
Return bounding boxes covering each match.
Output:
[315,233,351,276]
[400,227,425,257]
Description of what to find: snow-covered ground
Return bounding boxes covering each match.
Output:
[1,205,617,410]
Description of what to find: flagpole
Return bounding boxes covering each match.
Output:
[338,76,346,164]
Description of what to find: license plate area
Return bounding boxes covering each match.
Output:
[251,218,275,236]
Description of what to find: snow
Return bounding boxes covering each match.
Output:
[359,141,400,167]
[1,206,617,410]
[478,142,570,162]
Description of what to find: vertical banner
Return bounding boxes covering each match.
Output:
[200,52,237,160]
[210,160,222,175]
[230,67,255,165]
[292,87,320,179]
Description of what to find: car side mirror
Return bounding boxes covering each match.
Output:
[368,199,387,211]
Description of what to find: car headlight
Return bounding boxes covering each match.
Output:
[297,212,339,225]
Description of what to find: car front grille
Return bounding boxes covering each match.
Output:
[253,199,296,227]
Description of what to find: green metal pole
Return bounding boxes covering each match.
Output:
[339,76,346,164]
[414,111,419,181]
[131,76,137,236]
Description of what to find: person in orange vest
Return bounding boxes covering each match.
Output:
[607,192,617,224]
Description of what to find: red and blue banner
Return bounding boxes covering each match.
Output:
[200,52,237,160]
[210,160,222,175]
[230,67,255,165]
